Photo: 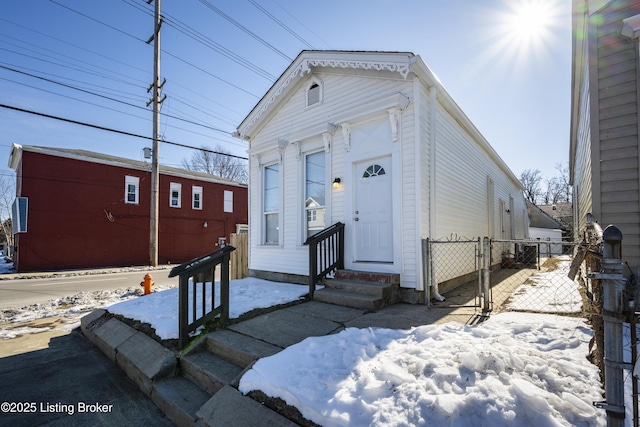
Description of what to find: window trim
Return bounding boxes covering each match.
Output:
[262,162,280,245]
[192,185,203,210]
[303,150,326,240]
[170,182,182,208]
[224,190,233,213]
[125,175,139,205]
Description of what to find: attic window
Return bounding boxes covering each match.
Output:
[306,81,322,107]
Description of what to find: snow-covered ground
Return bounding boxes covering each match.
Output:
[0,257,618,426]
[108,278,310,339]
[239,313,603,427]
[506,256,583,314]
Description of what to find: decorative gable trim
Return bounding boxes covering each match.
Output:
[238,56,412,138]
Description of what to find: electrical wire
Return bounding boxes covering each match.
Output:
[0,103,248,160]
[247,0,314,49]
[196,0,292,62]
[0,66,235,134]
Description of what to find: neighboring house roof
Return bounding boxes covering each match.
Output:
[527,200,565,230]
[538,203,572,220]
[8,144,247,188]
[234,50,524,192]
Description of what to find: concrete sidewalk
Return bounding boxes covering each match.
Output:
[0,328,173,427]
[78,295,485,426]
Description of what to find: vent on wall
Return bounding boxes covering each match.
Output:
[307,80,323,107]
[12,197,28,234]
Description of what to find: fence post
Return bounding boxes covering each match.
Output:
[596,225,626,425]
[482,237,491,312]
[422,238,431,306]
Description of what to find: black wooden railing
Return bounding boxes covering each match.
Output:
[304,222,345,298]
[168,245,236,349]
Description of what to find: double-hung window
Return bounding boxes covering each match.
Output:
[192,186,202,210]
[170,182,182,208]
[224,190,233,213]
[305,151,325,239]
[125,176,139,204]
[263,163,279,244]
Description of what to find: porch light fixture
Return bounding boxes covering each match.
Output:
[332,177,341,188]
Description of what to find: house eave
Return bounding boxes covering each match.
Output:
[236,50,415,139]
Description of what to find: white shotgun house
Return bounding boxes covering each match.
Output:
[235,50,528,304]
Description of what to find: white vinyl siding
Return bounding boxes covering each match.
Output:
[170,182,181,208]
[124,176,139,205]
[245,57,526,290]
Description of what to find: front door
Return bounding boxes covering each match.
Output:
[354,156,393,262]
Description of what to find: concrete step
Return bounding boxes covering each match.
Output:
[323,278,393,297]
[181,350,244,394]
[334,270,400,285]
[314,287,385,311]
[204,329,283,368]
[151,376,211,427]
[196,385,298,426]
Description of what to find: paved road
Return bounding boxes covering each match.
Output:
[0,269,177,310]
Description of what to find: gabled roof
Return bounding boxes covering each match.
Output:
[8,144,247,188]
[539,203,573,220]
[235,50,524,191]
[527,200,565,230]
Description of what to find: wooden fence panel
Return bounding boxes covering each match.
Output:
[230,233,248,280]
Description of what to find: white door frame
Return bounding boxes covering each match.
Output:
[353,156,393,262]
[344,149,402,273]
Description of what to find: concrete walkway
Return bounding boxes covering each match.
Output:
[77,293,486,426]
[1,270,488,427]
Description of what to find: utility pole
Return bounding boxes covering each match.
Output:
[146,0,165,266]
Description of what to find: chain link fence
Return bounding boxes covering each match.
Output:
[425,237,483,307]
[425,237,586,317]
[488,239,584,315]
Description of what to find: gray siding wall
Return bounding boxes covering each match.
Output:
[597,2,640,264]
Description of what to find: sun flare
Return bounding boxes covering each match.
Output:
[504,0,555,42]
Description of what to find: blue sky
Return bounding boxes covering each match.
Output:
[0,0,571,184]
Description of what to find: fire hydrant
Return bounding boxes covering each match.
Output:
[141,273,154,295]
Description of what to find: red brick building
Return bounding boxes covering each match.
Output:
[8,144,248,272]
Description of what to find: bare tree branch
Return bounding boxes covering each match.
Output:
[182,144,248,184]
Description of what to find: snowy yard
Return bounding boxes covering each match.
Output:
[0,258,613,426]
[506,256,583,314]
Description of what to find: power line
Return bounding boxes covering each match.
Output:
[0,103,248,160]
[247,0,314,49]
[0,65,235,134]
[45,1,266,98]
[49,0,148,43]
[196,0,293,62]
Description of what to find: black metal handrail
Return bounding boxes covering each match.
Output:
[304,222,344,298]
[169,245,236,349]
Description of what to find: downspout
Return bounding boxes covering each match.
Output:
[414,79,424,294]
[429,85,445,301]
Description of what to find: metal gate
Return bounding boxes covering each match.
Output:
[424,237,584,316]
[424,237,485,309]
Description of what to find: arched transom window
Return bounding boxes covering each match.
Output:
[362,164,386,179]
